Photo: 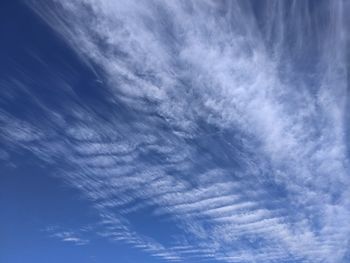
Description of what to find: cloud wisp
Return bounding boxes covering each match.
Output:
[44,226,90,246]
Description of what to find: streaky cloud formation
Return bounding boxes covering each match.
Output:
[2,0,350,262]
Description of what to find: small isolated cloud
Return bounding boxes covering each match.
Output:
[44,226,89,246]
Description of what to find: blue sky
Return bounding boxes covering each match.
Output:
[1,1,350,263]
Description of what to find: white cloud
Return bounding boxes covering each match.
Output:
[5,0,349,262]
[45,227,90,246]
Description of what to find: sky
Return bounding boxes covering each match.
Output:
[1,1,350,263]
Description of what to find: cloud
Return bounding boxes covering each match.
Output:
[2,0,349,262]
[44,226,90,246]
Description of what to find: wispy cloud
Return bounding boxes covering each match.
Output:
[2,0,349,262]
[44,226,90,246]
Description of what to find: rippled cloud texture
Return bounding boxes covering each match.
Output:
[2,1,350,262]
